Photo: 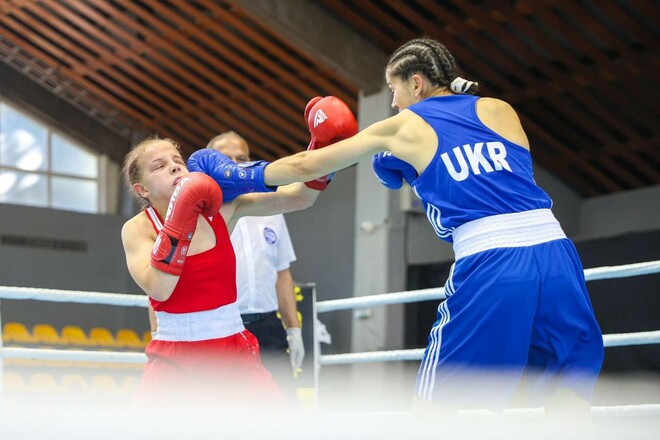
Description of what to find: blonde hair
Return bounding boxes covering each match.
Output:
[121,136,181,207]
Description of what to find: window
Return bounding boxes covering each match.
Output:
[0,101,103,213]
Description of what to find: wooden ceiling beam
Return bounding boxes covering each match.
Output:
[520,115,623,194]
[391,1,516,93]
[10,0,219,146]
[594,156,647,189]
[387,1,446,38]
[95,1,307,143]
[357,1,417,40]
[228,0,385,94]
[435,0,660,157]
[137,0,311,110]
[521,1,655,79]
[319,0,400,50]
[65,0,292,159]
[605,141,660,184]
[417,1,543,95]
[0,23,198,148]
[438,0,655,159]
[596,1,658,50]
[525,142,602,197]
[127,0,308,140]
[200,0,357,102]
[0,9,186,133]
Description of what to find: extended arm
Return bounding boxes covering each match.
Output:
[263,112,410,187]
[228,182,320,221]
[195,96,360,223]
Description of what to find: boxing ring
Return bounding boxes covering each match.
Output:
[1,259,659,419]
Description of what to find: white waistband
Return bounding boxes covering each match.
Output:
[154,302,245,342]
[452,209,566,260]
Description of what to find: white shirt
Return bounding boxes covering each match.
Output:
[230,215,296,314]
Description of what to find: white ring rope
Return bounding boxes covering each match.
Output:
[459,403,660,417]
[363,404,660,418]
[3,331,655,366]
[0,286,148,307]
[318,287,445,313]
[583,260,660,281]
[317,260,660,313]
[589,403,660,417]
[319,330,660,366]
[0,347,146,363]
[0,260,657,310]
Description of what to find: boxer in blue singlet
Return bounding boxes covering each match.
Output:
[263,38,604,414]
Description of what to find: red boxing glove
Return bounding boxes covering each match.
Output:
[150,172,223,276]
[304,96,358,190]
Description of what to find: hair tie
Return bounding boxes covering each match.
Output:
[450,77,477,94]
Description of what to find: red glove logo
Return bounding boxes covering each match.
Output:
[313,109,328,128]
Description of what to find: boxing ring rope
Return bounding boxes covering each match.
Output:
[316,260,660,313]
[0,286,148,307]
[1,259,659,417]
[1,260,659,365]
[318,330,660,366]
[0,347,146,363]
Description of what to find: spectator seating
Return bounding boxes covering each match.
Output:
[1,322,149,350]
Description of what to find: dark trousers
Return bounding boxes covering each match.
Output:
[243,312,297,405]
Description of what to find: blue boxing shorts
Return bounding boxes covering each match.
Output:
[414,238,604,409]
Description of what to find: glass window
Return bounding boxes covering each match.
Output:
[0,169,48,207]
[51,176,98,213]
[0,103,48,171]
[0,100,105,213]
[52,133,98,178]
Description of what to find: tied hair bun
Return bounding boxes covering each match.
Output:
[450,77,478,94]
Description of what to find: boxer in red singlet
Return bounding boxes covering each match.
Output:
[121,97,356,409]
[121,144,284,407]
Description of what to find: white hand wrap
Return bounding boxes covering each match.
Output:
[286,327,305,371]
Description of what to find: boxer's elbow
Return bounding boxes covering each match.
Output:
[148,289,173,302]
[142,270,175,302]
[289,185,319,211]
[295,151,326,181]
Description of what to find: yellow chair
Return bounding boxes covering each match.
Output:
[29,373,60,393]
[142,330,152,346]
[120,375,141,391]
[60,373,89,393]
[91,375,119,393]
[116,329,144,349]
[89,327,121,349]
[3,371,29,393]
[33,324,66,346]
[61,325,97,347]
[2,322,38,345]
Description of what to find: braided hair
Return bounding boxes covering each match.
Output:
[386,38,479,94]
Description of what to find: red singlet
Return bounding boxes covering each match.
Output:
[136,207,284,408]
